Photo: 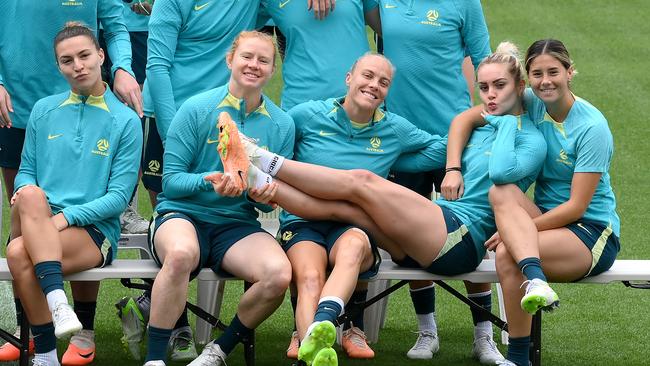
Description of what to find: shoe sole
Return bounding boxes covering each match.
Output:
[298,322,336,365]
[217,112,250,191]
[521,294,560,314]
[313,347,338,366]
[55,320,83,339]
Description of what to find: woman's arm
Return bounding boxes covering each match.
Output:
[532,172,601,231]
[440,105,485,200]
[146,0,184,141]
[62,117,143,226]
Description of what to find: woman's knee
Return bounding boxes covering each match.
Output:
[161,243,199,276]
[258,258,292,297]
[14,186,48,213]
[495,244,520,283]
[6,239,32,276]
[334,231,370,267]
[488,184,518,209]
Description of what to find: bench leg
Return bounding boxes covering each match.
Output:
[363,279,391,343]
[530,311,542,366]
[195,280,225,345]
[20,311,29,366]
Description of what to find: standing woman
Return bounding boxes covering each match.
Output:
[445,39,620,366]
[5,22,142,366]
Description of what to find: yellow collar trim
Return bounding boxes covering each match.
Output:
[59,84,110,112]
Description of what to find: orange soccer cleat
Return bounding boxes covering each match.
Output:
[216,112,250,193]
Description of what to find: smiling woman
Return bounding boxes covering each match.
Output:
[4,22,142,366]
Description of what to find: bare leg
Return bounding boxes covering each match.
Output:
[7,228,102,326]
[321,229,374,301]
[287,242,327,340]
[496,228,591,337]
[148,218,200,329]
[2,167,17,204]
[273,176,447,265]
[220,232,292,327]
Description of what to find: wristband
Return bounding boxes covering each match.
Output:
[445,167,462,173]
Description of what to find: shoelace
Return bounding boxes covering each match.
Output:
[345,329,368,348]
[53,304,74,323]
[476,336,499,353]
[200,343,227,365]
[411,331,436,351]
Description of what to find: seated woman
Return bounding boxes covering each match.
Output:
[445,39,620,366]
[212,42,547,366]
[142,31,295,366]
[5,22,142,366]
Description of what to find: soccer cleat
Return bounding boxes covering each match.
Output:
[406,330,439,359]
[186,340,227,366]
[217,112,250,192]
[31,358,61,366]
[120,204,149,234]
[286,331,299,359]
[115,296,148,359]
[0,327,35,361]
[143,361,166,366]
[341,327,374,359]
[52,303,83,339]
[62,330,96,365]
[520,279,559,314]
[312,347,337,366]
[169,326,198,361]
[298,321,336,366]
[496,360,518,366]
[472,335,505,365]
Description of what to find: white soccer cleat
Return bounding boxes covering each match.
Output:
[406,330,439,359]
[472,335,505,364]
[186,340,227,366]
[52,303,82,339]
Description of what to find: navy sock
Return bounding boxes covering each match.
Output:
[506,335,530,366]
[216,314,252,355]
[31,322,56,353]
[33,261,64,295]
[313,300,342,324]
[410,285,436,314]
[518,257,547,282]
[145,326,172,362]
[344,289,367,331]
[73,300,96,330]
[15,298,23,327]
[173,308,190,329]
[290,296,298,331]
[468,292,492,325]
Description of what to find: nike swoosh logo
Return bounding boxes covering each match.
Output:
[78,351,95,359]
[384,4,397,8]
[577,223,592,235]
[279,0,291,8]
[207,138,219,144]
[48,134,63,140]
[319,130,337,136]
[194,2,210,11]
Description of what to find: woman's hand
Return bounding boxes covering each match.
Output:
[484,232,503,252]
[204,172,243,197]
[51,213,69,231]
[248,182,279,208]
[440,171,464,200]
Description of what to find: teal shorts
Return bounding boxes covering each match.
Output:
[278,221,381,280]
[393,206,479,276]
[149,211,269,278]
[566,219,620,277]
